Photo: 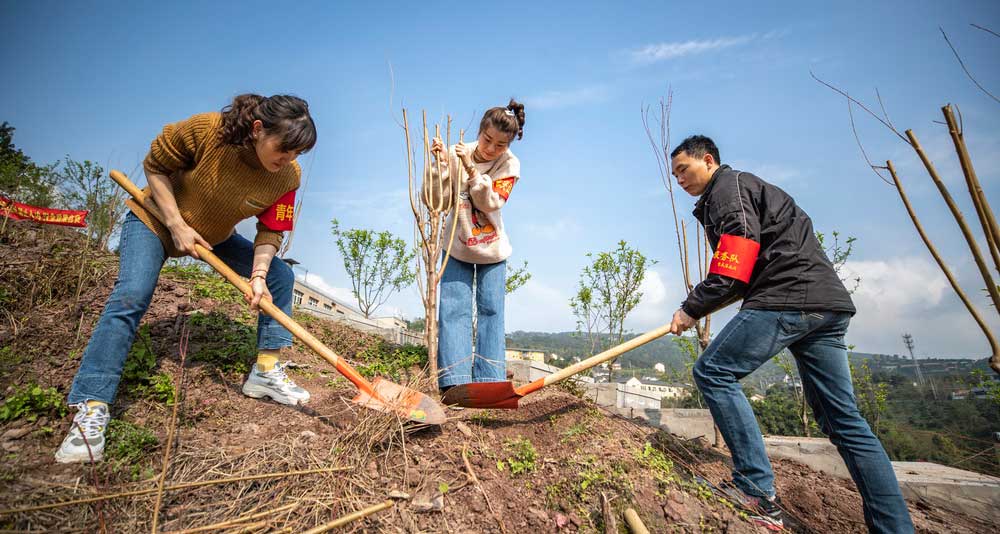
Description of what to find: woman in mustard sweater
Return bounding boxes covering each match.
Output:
[56,94,317,463]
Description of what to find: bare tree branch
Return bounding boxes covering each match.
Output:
[811,71,909,142]
[941,27,1000,104]
[971,23,1000,39]
[846,97,894,185]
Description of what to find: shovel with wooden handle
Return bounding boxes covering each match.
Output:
[442,323,674,409]
[110,170,446,426]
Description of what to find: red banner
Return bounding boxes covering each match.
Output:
[709,234,760,283]
[0,195,88,228]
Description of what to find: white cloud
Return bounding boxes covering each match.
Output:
[506,278,575,332]
[841,257,998,357]
[297,272,357,307]
[628,34,755,64]
[626,269,672,330]
[523,85,609,110]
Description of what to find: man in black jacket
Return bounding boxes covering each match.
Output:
[667,135,913,533]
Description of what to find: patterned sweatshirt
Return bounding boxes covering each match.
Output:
[424,141,520,264]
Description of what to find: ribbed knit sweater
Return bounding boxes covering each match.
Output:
[128,112,300,257]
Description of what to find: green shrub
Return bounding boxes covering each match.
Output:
[0,383,67,422]
[356,342,427,381]
[187,311,255,374]
[498,436,537,476]
[123,324,157,384]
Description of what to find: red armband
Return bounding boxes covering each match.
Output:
[708,234,759,283]
[492,177,516,200]
[257,190,296,231]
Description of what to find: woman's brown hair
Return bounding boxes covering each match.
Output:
[218,94,317,153]
[479,98,526,141]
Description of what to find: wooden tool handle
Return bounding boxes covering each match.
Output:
[515,323,674,396]
[109,170,377,395]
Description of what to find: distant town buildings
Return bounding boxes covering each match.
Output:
[505,348,547,362]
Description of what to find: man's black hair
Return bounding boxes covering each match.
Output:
[671,135,720,164]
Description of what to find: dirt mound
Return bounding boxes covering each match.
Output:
[0,220,992,533]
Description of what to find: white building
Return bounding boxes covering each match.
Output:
[623,377,687,400]
[654,363,666,373]
[292,279,420,345]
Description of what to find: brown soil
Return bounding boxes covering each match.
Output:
[0,220,992,533]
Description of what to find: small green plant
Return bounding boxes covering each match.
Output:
[0,345,24,367]
[470,410,496,425]
[106,419,158,479]
[500,436,537,476]
[438,481,450,494]
[637,442,675,490]
[574,456,633,498]
[123,324,157,384]
[187,311,255,374]
[562,423,587,442]
[0,383,67,422]
[106,419,158,463]
[557,377,587,398]
[135,373,176,405]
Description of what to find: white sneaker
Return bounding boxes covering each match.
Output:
[242,362,311,405]
[55,403,110,463]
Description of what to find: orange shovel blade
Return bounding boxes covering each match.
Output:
[353,377,447,425]
[440,381,522,409]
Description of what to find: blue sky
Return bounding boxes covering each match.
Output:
[3,1,999,358]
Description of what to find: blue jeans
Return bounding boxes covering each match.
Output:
[693,309,913,534]
[67,212,295,405]
[437,257,506,388]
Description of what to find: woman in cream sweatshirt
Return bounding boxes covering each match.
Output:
[428,99,525,392]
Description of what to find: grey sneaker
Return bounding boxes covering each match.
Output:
[719,484,784,531]
[242,362,311,405]
[55,403,110,464]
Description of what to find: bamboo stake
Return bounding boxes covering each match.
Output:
[152,329,189,532]
[942,105,1000,278]
[225,521,266,534]
[905,129,1000,315]
[681,221,691,291]
[436,130,463,287]
[886,160,1000,373]
[0,468,349,516]
[167,503,299,534]
[299,500,394,534]
[623,508,650,534]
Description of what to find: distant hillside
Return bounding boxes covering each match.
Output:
[505,330,690,371]
[505,331,987,387]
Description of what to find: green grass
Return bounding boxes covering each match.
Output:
[106,419,159,479]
